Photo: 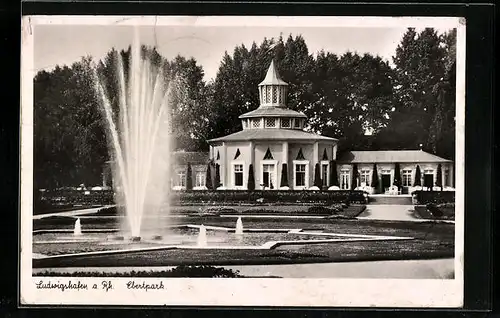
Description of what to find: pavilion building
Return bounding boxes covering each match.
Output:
[206,61,339,190]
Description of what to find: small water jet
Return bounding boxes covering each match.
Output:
[197,225,207,247]
[235,217,244,235]
[73,218,82,236]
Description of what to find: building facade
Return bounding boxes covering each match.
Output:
[337,150,454,194]
[104,61,455,194]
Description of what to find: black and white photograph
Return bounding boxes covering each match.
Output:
[20,16,465,307]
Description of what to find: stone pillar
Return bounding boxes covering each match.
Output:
[282,141,289,164]
[250,141,255,167]
[313,142,319,164]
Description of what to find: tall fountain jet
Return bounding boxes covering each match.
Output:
[94,28,175,240]
[74,218,82,236]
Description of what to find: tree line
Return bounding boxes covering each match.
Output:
[33,28,456,189]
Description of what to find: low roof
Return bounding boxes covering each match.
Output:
[208,129,338,143]
[239,107,307,119]
[173,151,209,165]
[337,150,452,163]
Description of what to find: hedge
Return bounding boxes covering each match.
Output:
[38,189,368,208]
[33,265,241,278]
[412,190,455,204]
[170,190,367,205]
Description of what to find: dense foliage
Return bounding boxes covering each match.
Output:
[34,28,456,189]
[412,190,455,204]
[34,266,242,278]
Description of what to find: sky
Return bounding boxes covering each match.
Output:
[33,18,455,81]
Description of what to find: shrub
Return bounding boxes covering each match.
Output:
[307,206,336,215]
[413,190,455,204]
[247,164,255,191]
[33,266,242,278]
[201,206,237,216]
[95,206,121,216]
[33,215,76,226]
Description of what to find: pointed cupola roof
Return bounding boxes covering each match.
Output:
[258,60,288,86]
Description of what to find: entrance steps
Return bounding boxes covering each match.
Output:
[368,195,413,205]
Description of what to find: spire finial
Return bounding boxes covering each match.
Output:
[259,60,288,86]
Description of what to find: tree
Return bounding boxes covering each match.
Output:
[164,55,211,151]
[351,164,359,190]
[207,35,315,141]
[393,163,401,189]
[329,160,339,187]
[280,163,289,188]
[247,164,255,191]
[436,163,443,189]
[414,165,422,186]
[205,163,213,190]
[34,57,109,189]
[383,27,454,156]
[214,164,221,189]
[309,51,395,150]
[186,163,193,190]
[371,163,379,193]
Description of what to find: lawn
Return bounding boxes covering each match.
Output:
[32,216,454,268]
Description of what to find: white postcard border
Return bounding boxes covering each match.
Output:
[20,15,465,308]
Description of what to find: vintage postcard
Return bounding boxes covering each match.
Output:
[20,15,465,307]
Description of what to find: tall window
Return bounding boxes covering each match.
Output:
[195,171,206,188]
[272,87,278,103]
[444,169,450,187]
[322,163,329,186]
[294,119,301,128]
[233,164,243,187]
[266,87,272,103]
[295,164,306,187]
[262,164,275,188]
[360,170,370,186]
[265,118,276,128]
[402,169,412,187]
[176,171,186,187]
[340,170,350,190]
